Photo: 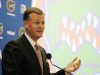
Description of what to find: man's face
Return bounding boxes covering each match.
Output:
[24,13,45,41]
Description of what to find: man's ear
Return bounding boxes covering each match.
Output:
[24,20,29,28]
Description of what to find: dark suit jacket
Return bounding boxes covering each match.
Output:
[2,34,66,75]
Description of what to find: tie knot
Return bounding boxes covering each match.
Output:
[34,44,39,50]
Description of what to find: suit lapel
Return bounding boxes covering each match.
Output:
[18,34,42,74]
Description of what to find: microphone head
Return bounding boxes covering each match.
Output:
[46,53,52,59]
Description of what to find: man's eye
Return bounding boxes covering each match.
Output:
[34,22,40,24]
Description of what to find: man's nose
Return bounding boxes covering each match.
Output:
[39,23,44,27]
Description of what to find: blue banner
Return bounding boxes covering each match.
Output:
[0,0,32,74]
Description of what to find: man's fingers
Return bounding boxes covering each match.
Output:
[72,57,78,63]
[66,59,81,72]
[74,59,81,71]
[67,57,78,66]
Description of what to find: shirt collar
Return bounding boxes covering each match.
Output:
[25,33,36,49]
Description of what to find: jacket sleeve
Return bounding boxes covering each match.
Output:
[2,41,22,75]
[50,69,66,75]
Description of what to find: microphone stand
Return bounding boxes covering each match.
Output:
[50,59,73,75]
[46,53,73,75]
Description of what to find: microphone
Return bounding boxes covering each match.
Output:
[46,53,73,75]
[46,53,62,69]
[46,53,52,59]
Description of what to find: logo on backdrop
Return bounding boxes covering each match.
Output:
[0,23,3,35]
[6,0,16,13]
[19,27,25,37]
[20,4,26,14]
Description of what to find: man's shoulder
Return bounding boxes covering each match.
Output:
[7,40,18,46]
[4,40,19,50]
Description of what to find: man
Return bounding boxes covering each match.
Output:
[2,7,81,75]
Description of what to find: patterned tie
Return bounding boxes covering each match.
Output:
[34,44,43,74]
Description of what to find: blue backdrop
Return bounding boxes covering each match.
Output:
[0,0,32,74]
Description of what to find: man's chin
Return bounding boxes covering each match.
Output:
[37,35,43,38]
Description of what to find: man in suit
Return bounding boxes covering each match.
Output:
[2,7,81,75]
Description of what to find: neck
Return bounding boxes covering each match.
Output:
[26,32,38,42]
